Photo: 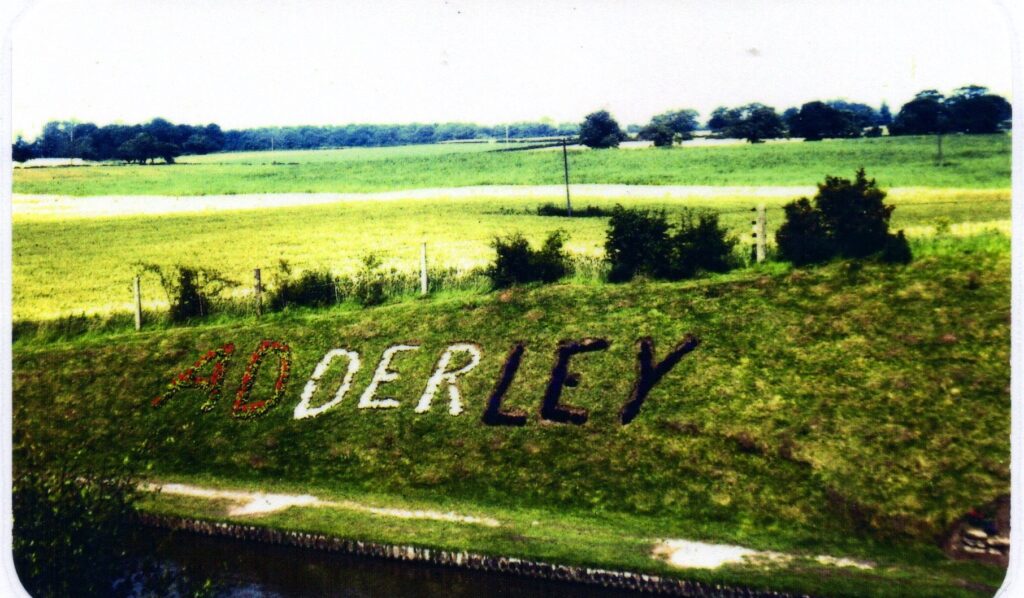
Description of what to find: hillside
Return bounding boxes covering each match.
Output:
[12,247,1010,596]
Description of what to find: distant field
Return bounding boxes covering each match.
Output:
[12,135,1011,196]
[11,188,1009,320]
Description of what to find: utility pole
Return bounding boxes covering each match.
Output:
[562,138,572,217]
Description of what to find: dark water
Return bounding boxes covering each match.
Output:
[126,528,643,597]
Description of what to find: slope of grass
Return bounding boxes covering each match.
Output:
[12,135,1011,196]
[11,188,1009,319]
[13,247,1010,596]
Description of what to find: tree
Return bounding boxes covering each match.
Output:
[945,85,1011,134]
[826,100,879,129]
[877,102,893,126]
[638,123,675,147]
[775,169,910,265]
[707,103,785,142]
[650,109,699,139]
[788,101,860,140]
[890,95,949,135]
[12,136,36,162]
[579,110,626,148]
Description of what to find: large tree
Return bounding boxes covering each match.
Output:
[788,101,860,141]
[579,110,626,149]
[944,85,1011,134]
[707,103,785,143]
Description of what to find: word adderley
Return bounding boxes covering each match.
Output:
[154,336,700,426]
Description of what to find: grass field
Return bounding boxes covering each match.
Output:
[13,249,1010,596]
[11,188,1010,320]
[11,133,1013,595]
[12,134,1011,196]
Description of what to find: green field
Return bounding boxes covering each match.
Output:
[13,249,1010,596]
[13,134,1011,196]
[11,135,1012,595]
[11,188,1010,320]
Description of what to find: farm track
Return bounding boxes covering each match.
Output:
[12,185,822,219]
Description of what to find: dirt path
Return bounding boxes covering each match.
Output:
[142,481,874,571]
[13,185,818,219]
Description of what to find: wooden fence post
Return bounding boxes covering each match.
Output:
[751,204,767,263]
[254,268,263,315]
[133,276,142,331]
[420,243,429,295]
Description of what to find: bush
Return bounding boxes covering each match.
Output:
[775,198,835,267]
[13,442,139,597]
[351,254,388,307]
[604,206,672,282]
[487,230,571,288]
[667,210,740,278]
[536,203,611,218]
[137,263,236,322]
[268,260,338,310]
[775,169,911,266]
[605,207,738,282]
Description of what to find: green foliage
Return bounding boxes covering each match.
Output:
[638,123,676,147]
[776,169,911,266]
[487,230,571,288]
[666,210,740,278]
[350,254,388,307]
[605,207,738,281]
[579,110,626,149]
[604,206,672,282]
[891,86,1011,135]
[535,202,611,217]
[12,434,139,597]
[708,103,786,142]
[137,263,236,322]
[12,246,1011,596]
[268,260,338,311]
[788,101,861,141]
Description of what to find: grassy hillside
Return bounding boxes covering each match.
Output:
[11,189,1009,320]
[12,135,1010,196]
[13,248,1010,596]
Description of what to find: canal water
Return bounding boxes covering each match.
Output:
[120,528,646,597]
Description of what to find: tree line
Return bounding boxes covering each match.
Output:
[11,120,580,163]
[585,84,1009,148]
[11,84,1010,162]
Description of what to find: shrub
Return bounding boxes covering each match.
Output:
[604,206,672,282]
[137,263,236,322]
[775,169,911,266]
[351,254,387,307]
[487,230,571,288]
[667,210,740,278]
[775,198,835,267]
[13,442,139,597]
[536,203,611,218]
[268,260,338,311]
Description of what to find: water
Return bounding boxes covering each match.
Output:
[124,528,643,597]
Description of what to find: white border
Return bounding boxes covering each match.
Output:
[0,2,1019,596]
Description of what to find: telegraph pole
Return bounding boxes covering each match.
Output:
[562,138,572,217]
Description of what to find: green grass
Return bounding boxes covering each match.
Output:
[14,247,1010,596]
[11,189,1009,320]
[12,135,1011,196]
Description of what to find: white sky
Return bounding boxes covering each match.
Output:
[9,0,1014,138]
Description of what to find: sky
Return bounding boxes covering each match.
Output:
[8,0,1015,139]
